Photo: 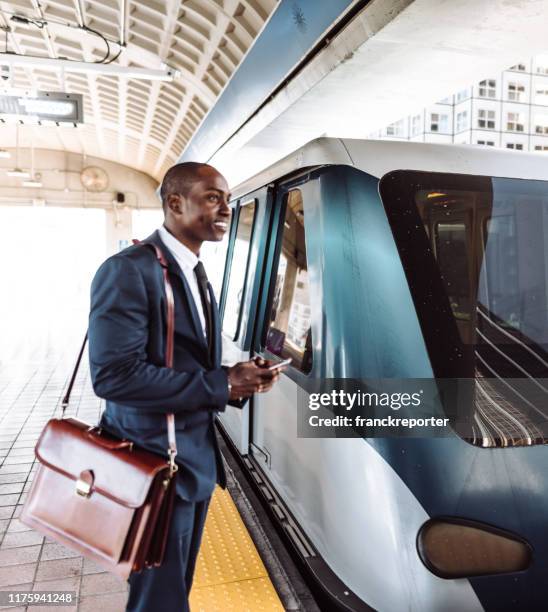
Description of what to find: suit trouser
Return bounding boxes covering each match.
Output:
[126,495,210,612]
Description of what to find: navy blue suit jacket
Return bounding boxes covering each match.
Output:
[88,230,228,501]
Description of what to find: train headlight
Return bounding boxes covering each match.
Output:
[417,518,532,578]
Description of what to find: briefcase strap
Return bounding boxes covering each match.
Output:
[142,241,178,477]
[61,331,88,411]
[61,240,178,476]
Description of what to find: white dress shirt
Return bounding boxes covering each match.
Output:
[158,225,208,339]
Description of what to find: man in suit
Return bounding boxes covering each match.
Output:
[88,162,283,612]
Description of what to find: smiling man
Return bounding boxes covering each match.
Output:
[88,162,283,612]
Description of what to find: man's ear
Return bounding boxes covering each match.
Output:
[166,193,183,214]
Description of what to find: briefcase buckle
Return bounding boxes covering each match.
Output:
[167,449,178,477]
[76,470,94,498]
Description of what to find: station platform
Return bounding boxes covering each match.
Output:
[190,486,282,610]
[0,354,319,611]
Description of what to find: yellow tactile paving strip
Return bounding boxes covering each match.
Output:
[189,486,284,612]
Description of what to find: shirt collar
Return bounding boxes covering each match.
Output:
[158,225,199,271]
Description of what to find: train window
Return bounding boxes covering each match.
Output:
[223,200,256,340]
[200,219,231,301]
[380,171,548,447]
[433,222,472,321]
[265,189,313,374]
[482,215,519,331]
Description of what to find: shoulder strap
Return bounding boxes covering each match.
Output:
[62,241,178,476]
[61,331,88,411]
[140,241,178,476]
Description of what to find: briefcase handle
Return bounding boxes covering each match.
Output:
[61,241,178,477]
[85,427,134,451]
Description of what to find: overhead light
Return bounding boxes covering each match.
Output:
[23,179,43,187]
[6,168,30,178]
[0,91,83,124]
[0,54,175,82]
[18,98,74,117]
[0,149,10,158]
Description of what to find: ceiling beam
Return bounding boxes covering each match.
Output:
[76,0,107,159]
[136,0,182,168]
[120,0,128,46]
[117,54,129,163]
[152,1,244,175]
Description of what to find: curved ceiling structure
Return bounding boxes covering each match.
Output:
[0,0,278,180]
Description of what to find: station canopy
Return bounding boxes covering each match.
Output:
[0,0,277,179]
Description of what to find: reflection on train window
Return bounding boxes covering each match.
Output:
[482,216,519,331]
[265,189,312,374]
[200,221,230,302]
[433,222,471,320]
[223,201,256,340]
[412,180,548,447]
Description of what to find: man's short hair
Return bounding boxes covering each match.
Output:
[160,162,214,212]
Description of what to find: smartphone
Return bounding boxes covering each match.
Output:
[267,357,292,371]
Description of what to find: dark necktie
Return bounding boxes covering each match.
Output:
[194,261,214,361]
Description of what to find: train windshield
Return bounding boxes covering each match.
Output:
[380,171,548,447]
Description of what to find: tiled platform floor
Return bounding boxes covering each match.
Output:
[0,355,129,611]
[0,355,286,611]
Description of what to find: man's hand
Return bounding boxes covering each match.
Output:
[226,358,288,400]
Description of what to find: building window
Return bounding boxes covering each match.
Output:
[411,114,422,137]
[534,55,548,74]
[386,119,405,137]
[477,140,495,146]
[456,88,470,102]
[430,113,448,133]
[506,143,524,150]
[534,115,548,134]
[456,111,468,132]
[478,109,496,129]
[510,63,527,71]
[506,112,525,132]
[534,89,548,105]
[265,189,312,374]
[507,82,526,102]
[478,79,496,98]
[534,145,548,151]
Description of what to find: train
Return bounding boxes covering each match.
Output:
[202,138,548,611]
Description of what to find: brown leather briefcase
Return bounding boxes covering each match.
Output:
[21,242,179,579]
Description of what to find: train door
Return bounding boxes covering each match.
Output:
[249,177,315,491]
[217,186,272,453]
